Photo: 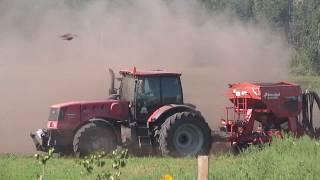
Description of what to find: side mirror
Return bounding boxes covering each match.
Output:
[109,88,117,95]
[108,94,119,100]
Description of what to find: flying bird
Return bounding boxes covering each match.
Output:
[59,33,77,41]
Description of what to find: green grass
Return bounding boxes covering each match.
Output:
[213,136,320,180]
[290,75,320,90]
[1,136,320,180]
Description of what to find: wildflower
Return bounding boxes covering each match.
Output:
[161,174,173,180]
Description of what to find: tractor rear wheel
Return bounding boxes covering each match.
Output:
[159,112,211,157]
[73,122,117,157]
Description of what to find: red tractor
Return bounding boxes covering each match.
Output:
[31,68,211,157]
[220,82,320,153]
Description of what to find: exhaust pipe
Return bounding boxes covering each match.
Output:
[108,68,116,95]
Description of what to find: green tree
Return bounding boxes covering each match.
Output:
[290,0,320,75]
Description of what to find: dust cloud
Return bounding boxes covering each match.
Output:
[0,0,291,153]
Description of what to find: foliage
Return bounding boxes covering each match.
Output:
[212,136,320,179]
[3,153,17,160]
[76,149,129,180]
[202,0,320,75]
[34,148,55,180]
[290,75,320,90]
[1,137,320,179]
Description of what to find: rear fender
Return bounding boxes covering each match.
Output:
[147,104,200,125]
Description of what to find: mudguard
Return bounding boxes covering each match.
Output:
[147,104,200,124]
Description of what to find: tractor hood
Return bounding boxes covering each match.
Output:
[51,99,130,108]
[50,99,129,122]
[51,100,115,108]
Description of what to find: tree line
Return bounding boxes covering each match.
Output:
[202,0,320,75]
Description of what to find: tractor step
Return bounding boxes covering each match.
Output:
[135,126,150,136]
[138,136,152,148]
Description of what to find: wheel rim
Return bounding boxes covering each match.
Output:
[172,123,204,155]
[89,135,107,150]
[84,131,115,154]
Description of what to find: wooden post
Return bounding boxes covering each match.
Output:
[198,155,209,180]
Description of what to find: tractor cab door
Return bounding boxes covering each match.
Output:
[135,77,161,122]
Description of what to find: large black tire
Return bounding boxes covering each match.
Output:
[73,122,117,157]
[159,111,211,157]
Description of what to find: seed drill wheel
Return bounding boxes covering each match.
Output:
[231,142,256,155]
[159,111,211,157]
[231,143,242,155]
[73,122,117,157]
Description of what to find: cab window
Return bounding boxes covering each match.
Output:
[120,76,135,101]
[136,77,161,105]
[161,76,183,104]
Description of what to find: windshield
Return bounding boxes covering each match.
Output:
[136,77,161,102]
[48,107,65,121]
[48,108,60,121]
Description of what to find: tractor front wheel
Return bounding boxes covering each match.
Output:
[73,122,117,157]
[159,112,211,157]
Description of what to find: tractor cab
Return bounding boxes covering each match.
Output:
[111,68,184,123]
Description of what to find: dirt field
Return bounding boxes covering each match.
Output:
[0,0,291,154]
